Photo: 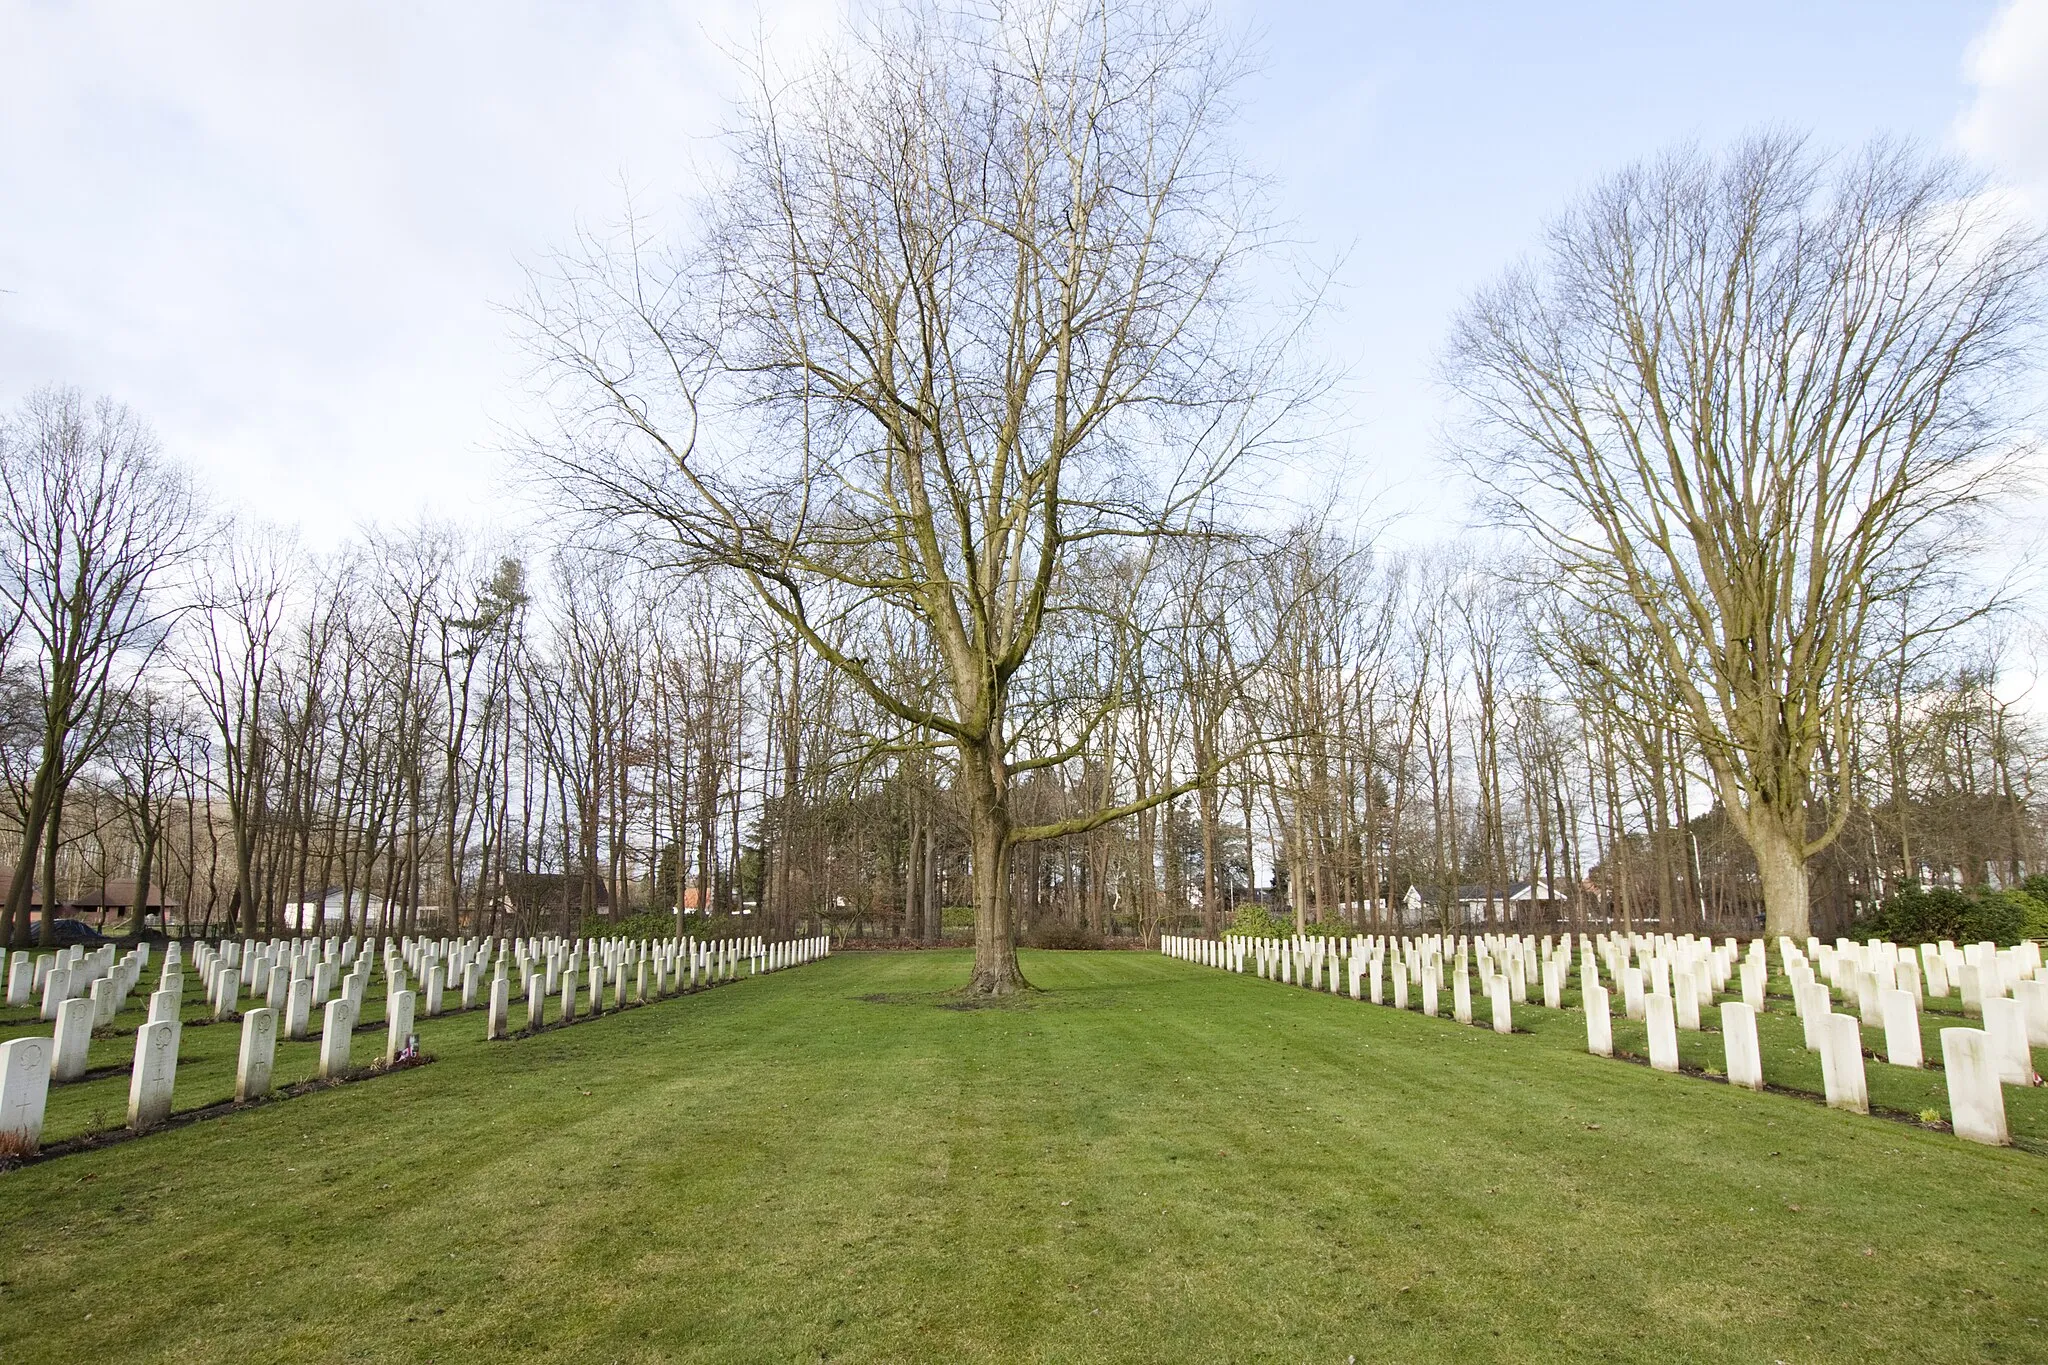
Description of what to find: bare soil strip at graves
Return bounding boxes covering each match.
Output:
[2,949,2045,1364]
[11,1056,436,1166]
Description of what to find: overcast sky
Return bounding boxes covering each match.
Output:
[2,0,2044,548]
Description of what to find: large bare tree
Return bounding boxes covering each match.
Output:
[521,0,1309,993]
[1447,136,2044,939]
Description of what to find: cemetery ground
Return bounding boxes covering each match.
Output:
[2,950,2046,1363]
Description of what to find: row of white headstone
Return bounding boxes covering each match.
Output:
[0,937,373,1153]
[4,941,147,1024]
[1767,936,2043,1143]
[1161,928,2044,1147]
[0,931,831,1156]
[1163,930,1572,1035]
[476,932,829,1040]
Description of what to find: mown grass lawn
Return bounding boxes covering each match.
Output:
[2,947,2045,1364]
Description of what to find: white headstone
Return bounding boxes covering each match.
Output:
[39,967,72,1022]
[1879,988,1923,1069]
[1958,964,1985,1018]
[1645,993,1680,1073]
[1797,983,1833,1050]
[1489,974,1513,1035]
[236,1007,278,1101]
[1818,1012,1869,1114]
[148,987,179,1025]
[286,977,313,1040]
[1981,997,2038,1087]
[3,952,30,1007]
[1585,985,1613,1057]
[0,1035,52,1151]
[52,995,95,1082]
[486,975,508,1040]
[385,989,416,1065]
[1720,1001,1764,1091]
[1739,960,1765,1011]
[126,1020,179,1131]
[1674,976,1701,1031]
[89,974,120,1027]
[2015,979,2048,1049]
[1621,966,1646,1021]
[318,998,357,1079]
[1941,1027,2010,1145]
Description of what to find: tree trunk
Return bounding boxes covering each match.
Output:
[902,807,920,941]
[1199,780,1219,937]
[6,833,39,948]
[921,826,939,946]
[130,827,157,940]
[235,826,259,937]
[962,742,1028,997]
[38,791,64,948]
[8,757,61,947]
[1752,816,1811,940]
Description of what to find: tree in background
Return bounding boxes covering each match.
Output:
[0,388,198,947]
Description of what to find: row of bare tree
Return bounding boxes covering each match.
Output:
[0,393,2033,955]
[0,438,771,949]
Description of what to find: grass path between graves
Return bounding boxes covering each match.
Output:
[2,949,2046,1364]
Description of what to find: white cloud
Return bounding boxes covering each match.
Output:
[1958,0,2048,217]
[1954,0,2048,670]
[0,0,831,544]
